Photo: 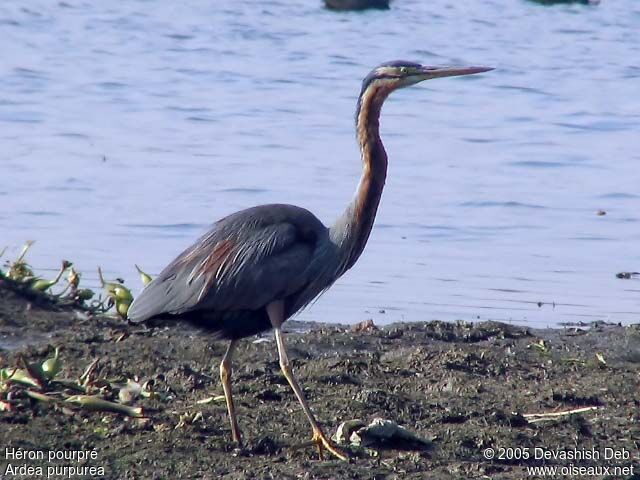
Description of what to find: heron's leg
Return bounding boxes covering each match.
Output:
[266,301,347,461]
[220,340,242,445]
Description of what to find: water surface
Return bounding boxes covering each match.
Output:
[1,0,639,328]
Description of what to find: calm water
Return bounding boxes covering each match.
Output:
[1,1,639,328]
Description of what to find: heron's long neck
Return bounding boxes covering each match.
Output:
[331,83,391,273]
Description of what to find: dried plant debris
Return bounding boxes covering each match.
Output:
[1,350,147,418]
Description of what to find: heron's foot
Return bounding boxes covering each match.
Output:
[231,445,246,457]
[228,435,247,457]
[293,427,348,461]
[313,427,349,461]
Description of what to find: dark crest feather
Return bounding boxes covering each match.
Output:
[355,60,422,125]
[360,60,422,92]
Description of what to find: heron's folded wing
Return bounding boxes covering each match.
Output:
[127,220,315,323]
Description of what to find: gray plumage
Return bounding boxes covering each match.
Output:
[128,204,344,339]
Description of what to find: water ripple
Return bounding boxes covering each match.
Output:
[1,0,637,328]
[459,201,548,209]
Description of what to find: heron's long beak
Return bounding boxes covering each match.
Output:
[416,65,494,81]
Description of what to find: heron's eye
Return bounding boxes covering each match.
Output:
[399,66,408,74]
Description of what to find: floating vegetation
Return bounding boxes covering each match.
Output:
[0,240,145,319]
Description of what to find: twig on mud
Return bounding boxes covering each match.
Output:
[114,332,128,343]
[79,358,100,387]
[195,395,226,405]
[523,406,601,424]
[54,379,89,393]
[562,358,586,365]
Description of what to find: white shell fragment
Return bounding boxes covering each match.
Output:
[334,419,367,444]
[335,417,432,448]
[117,379,142,405]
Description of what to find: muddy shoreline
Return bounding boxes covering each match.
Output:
[1,281,639,479]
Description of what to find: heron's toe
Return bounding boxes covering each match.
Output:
[312,428,349,461]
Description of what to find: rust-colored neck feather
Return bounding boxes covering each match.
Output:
[331,80,394,272]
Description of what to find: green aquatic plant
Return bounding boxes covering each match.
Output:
[0,246,160,417]
[0,368,41,388]
[30,260,73,292]
[135,264,152,286]
[1,244,90,308]
[19,355,49,388]
[98,267,132,301]
[98,266,133,318]
[76,288,95,301]
[41,347,62,380]
[115,300,129,318]
[58,267,97,306]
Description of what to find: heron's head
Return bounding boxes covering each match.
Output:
[361,60,492,95]
[355,60,492,128]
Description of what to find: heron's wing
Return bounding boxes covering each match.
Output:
[127,208,320,323]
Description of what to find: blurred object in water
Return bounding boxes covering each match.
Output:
[527,0,600,5]
[615,272,639,279]
[324,0,390,11]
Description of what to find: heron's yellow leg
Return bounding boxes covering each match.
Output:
[267,301,348,461]
[220,340,242,444]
